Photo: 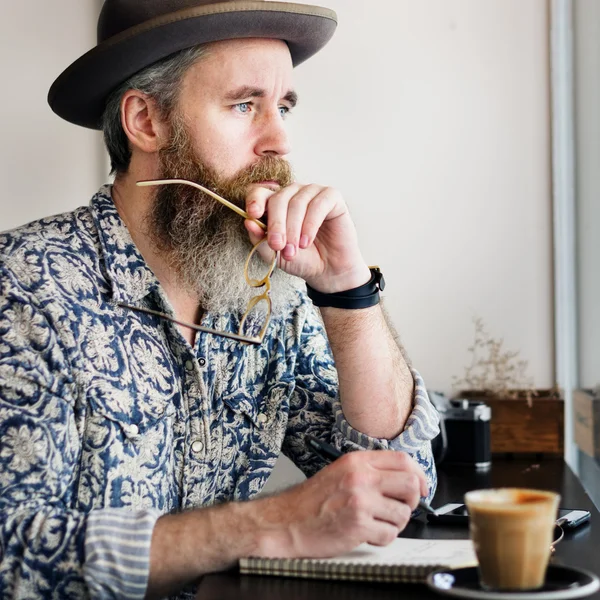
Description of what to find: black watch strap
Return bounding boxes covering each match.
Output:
[305,266,386,309]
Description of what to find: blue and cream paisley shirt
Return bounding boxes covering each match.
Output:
[0,186,440,599]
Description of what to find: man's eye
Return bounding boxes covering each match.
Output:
[235,102,251,114]
[279,106,291,118]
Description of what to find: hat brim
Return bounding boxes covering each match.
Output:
[48,1,337,130]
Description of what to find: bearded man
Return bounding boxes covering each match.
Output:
[0,1,440,598]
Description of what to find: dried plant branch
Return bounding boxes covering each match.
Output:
[452,317,537,407]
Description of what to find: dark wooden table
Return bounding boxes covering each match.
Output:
[196,459,600,599]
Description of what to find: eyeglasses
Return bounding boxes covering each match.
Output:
[117,178,277,345]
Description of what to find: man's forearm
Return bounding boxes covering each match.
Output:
[320,304,414,440]
[146,501,268,599]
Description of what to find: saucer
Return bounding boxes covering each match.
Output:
[426,565,600,600]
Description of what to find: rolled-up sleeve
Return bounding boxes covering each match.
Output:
[0,499,159,599]
[84,509,159,599]
[284,301,439,500]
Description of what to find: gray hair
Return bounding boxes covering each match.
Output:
[102,45,209,175]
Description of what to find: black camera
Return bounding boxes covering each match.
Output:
[430,394,492,469]
[444,399,491,468]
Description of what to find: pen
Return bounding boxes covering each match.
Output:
[304,433,439,517]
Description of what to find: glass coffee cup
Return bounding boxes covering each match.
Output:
[465,488,560,590]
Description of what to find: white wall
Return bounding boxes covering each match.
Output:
[0,3,103,230]
[289,0,553,393]
[1,1,555,492]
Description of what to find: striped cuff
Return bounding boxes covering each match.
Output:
[333,368,440,452]
[83,508,161,600]
[389,368,440,452]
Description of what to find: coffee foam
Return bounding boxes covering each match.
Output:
[466,488,557,510]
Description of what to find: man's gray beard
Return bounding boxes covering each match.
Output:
[147,190,302,317]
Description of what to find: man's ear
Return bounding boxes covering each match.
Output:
[120,90,168,154]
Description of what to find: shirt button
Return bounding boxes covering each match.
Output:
[257,413,268,426]
[185,360,194,371]
[198,357,207,367]
[191,439,204,454]
[127,424,139,436]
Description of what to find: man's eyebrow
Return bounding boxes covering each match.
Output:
[225,86,298,107]
[283,90,298,108]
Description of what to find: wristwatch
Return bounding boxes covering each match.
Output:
[305,266,385,309]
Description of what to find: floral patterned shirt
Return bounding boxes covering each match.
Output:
[0,186,440,599]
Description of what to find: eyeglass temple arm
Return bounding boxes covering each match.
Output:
[117,302,263,345]
[137,179,267,232]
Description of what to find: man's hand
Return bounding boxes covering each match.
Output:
[250,450,429,559]
[244,183,371,293]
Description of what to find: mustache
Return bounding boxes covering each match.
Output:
[209,156,294,203]
[240,156,293,185]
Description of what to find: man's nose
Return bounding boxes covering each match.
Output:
[255,110,291,157]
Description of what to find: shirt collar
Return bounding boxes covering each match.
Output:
[90,184,160,304]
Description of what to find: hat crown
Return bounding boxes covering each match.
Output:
[98,0,257,42]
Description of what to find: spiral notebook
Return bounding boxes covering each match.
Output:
[239,537,477,583]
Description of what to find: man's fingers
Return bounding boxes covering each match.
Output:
[245,186,275,219]
[363,451,427,488]
[283,184,322,254]
[364,520,404,547]
[299,187,339,248]
[343,450,429,499]
[244,221,279,266]
[244,220,265,244]
[371,496,413,530]
[377,473,422,511]
[252,183,303,251]
[246,183,340,259]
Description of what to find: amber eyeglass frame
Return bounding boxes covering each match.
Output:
[117,178,277,345]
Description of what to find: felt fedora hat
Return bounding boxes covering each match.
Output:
[48,0,337,130]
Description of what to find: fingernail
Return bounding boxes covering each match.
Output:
[300,234,309,248]
[284,243,296,258]
[270,233,283,246]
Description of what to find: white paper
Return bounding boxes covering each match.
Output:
[313,537,477,567]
